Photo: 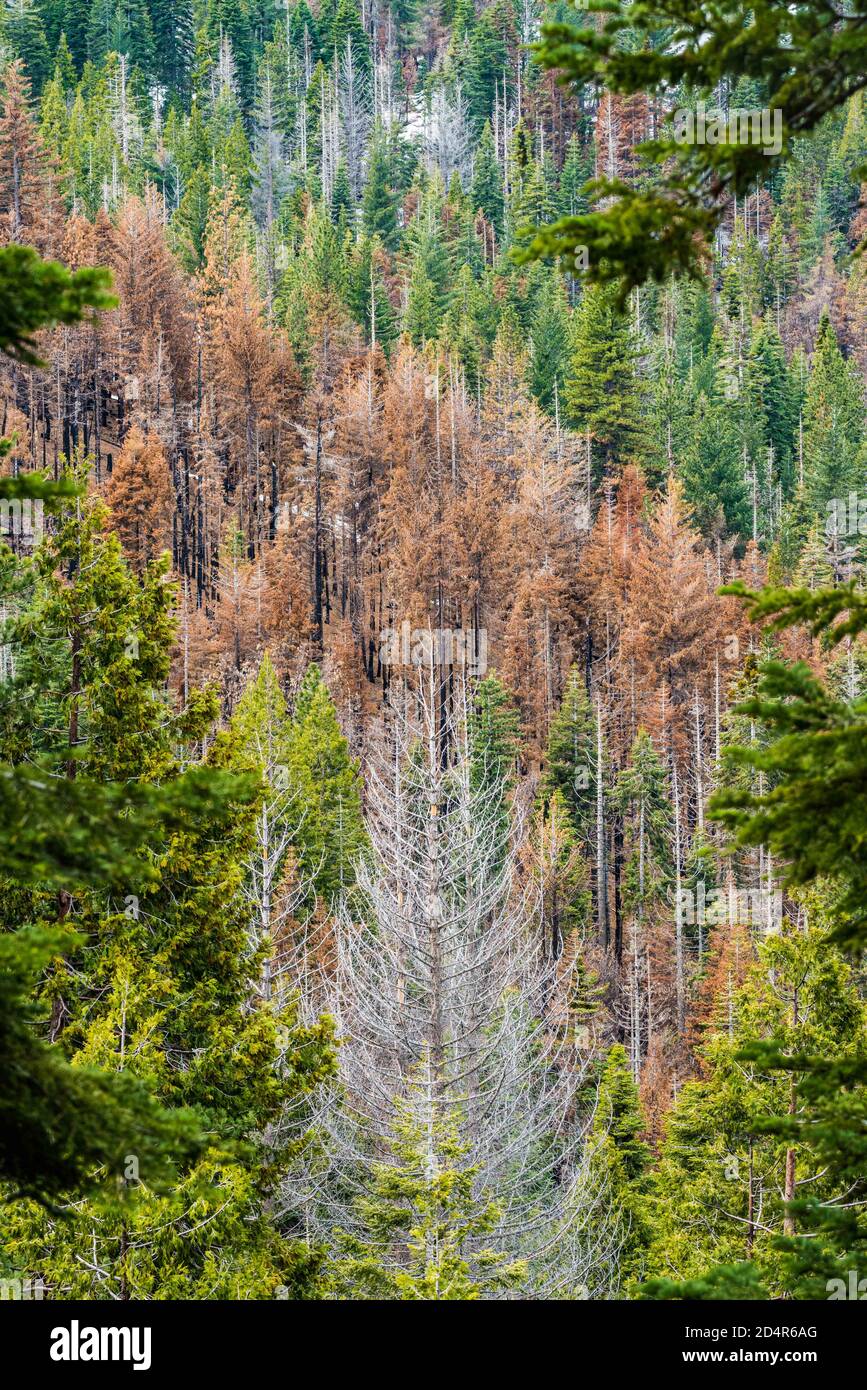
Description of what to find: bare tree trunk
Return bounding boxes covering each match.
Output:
[596,702,608,949]
[783,988,799,1237]
[673,757,685,1033]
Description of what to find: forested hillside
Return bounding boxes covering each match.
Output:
[0,0,865,1303]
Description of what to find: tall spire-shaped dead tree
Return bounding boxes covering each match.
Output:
[281,667,623,1297]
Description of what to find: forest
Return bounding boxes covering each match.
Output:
[0,0,865,1305]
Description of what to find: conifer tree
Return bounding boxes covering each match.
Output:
[0,59,66,252]
[348,233,397,352]
[533,787,591,955]
[469,119,502,237]
[589,1044,651,1291]
[747,320,798,500]
[331,1060,527,1300]
[643,908,865,1298]
[565,284,646,479]
[62,0,90,70]
[0,497,336,1295]
[540,664,596,851]
[104,424,174,573]
[285,662,365,907]
[679,393,752,540]
[528,271,570,416]
[462,3,508,132]
[801,311,865,519]
[3,0,51,93]
[526,0,867,297]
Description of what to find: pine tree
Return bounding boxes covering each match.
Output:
[747,319,798,500]
[61,0,90,70]
[0,59,66,253]
[104,424,174,573]
[150,0,193,96]
[361,127,399,250]
[801,311,865,519]
[533,787,591,954]
[540,665,596,851]
[0,452,246,1211]
[527,272,570,416]
[3,0,52,93]
[558,131,593,217]
[330,157,352,226]
[589,1043,651,1291]
[526,0,867,297]
[679,393,752,540]
[643,907,865,1298]
[462,4,508,132]
[0,496,336,1295]
[330,0,370,79]
[348,233,397,352]
[469,119,502,237]
[614,731,673,919]
[565,284,646,479]
[285,663,365,907]
[331,1060,527,1300]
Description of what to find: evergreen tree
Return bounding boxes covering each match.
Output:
[3,0,52,93]
[589,1044,651,1290]
[527,271,570,415]
[747,319,798,500]
[361,126,399,250]
[614,730,673,918]
[540,665,596,850]
[150,0,193,96]
[348,233,397,351]
[643,908,865,1298]
[61,0,90,69]
[801,311,865,519]
[0,499,336,1296]
[565,285,646,479]
[469,118,502,237]
[462,3,508,132]
[331,1060,527,1299]
[679,393,753,540]
[330,157,353,225]
[527,0,867,297]
[558,131,592,217]
[285,663,366,907]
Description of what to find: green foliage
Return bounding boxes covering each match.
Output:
[525,0,867,298]
[540,665,596,849]
[0,510,337,1295]
[527,271,570,414]
[565,284,646,476]
[642,907,866,1299]
[331,1061,527,1299]
[801,311,865,519]
[0,245,114,364]
[0,924,202,1206]
[589,1044,651,1289]
[361,127,399,250]
[679,393,752,539]
[469,119,502,236]
[285,663,366,906]
[614,730,673,916]
[712,579,867,952]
